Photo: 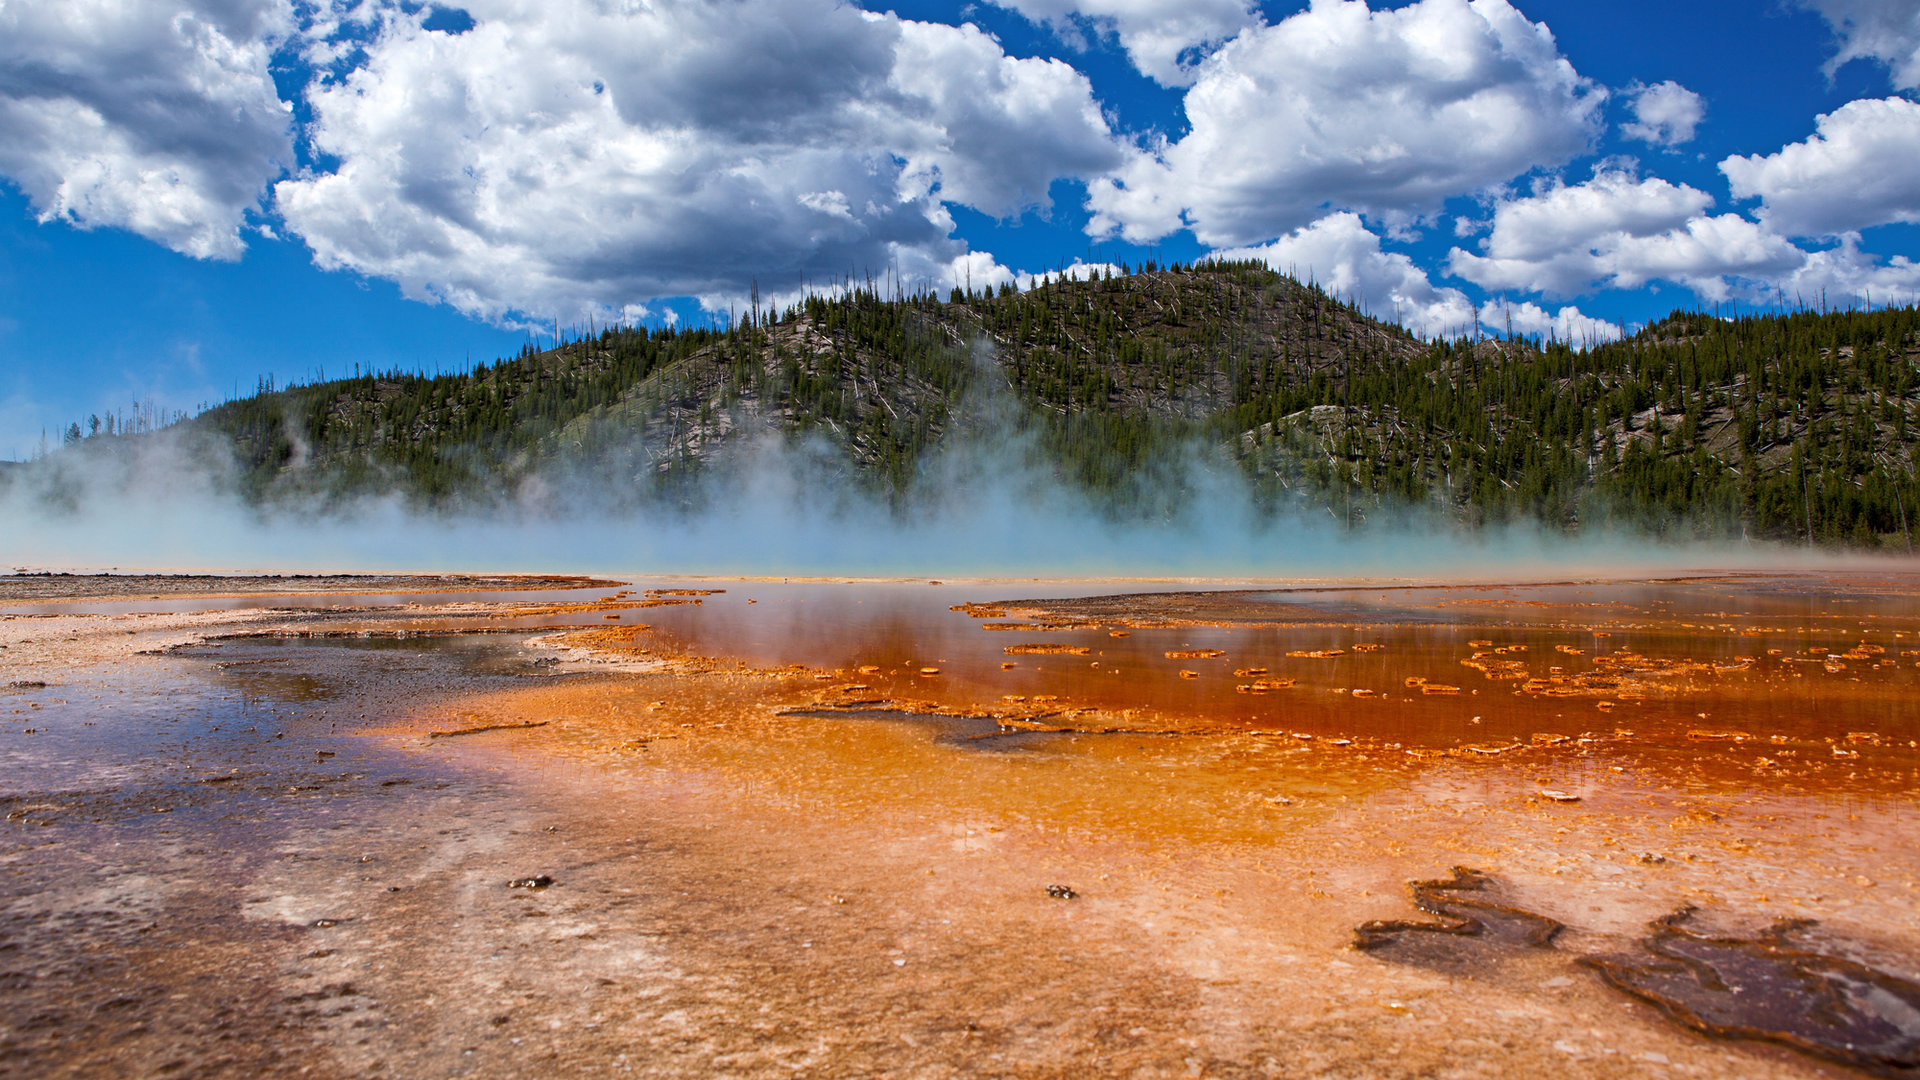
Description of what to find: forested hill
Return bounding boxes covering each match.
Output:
[38,260,1920,549]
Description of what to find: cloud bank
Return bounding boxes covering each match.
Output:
[991,0,1257,86]
[1087,0,1603,246]
[1217,213,1621,343]
[1799,0,1920,89]
[1450,171,1805,301]
[1721,97,1920,238]
[275,1,1122,321]
[0,0,294,258]
[0,0,1916,353]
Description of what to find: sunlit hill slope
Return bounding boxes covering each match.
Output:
[34,261,1920,550]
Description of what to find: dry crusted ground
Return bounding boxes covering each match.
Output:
[0,573,619,603]
[0,585,1915,1079]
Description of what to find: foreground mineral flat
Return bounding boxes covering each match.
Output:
[2,571,1917,1079]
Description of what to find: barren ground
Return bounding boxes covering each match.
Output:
[1,574,1916,1078]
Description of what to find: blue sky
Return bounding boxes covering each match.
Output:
[3,0,1919,458]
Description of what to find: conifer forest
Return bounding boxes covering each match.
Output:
[33,262,1920,550]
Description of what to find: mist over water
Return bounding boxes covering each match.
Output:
[0,409,1836,580]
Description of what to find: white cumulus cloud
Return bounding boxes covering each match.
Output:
[1769,234,1920,308]
[1449,170,1805,300]
[1478,297,1622,345]
[1621,80,1704,146]
[1797,0,1920,89]
[1720,96,1920,238]
[1220,213,1620,344]
[1451,164,1920,306]
[0,0,296,259]
[990,0,1257,85]
[1086,0,1604,247]
[273,0,1123,322]
[888,19,1126,217]
[1218,212,1478,339]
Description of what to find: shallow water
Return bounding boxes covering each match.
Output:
[4,570,1920,1078]
[596,573,1920,780]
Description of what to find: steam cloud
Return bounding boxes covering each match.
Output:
[0,344,1842,579]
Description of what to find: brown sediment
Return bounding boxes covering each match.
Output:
[564,624,653,646]
[953,605,1007,618]
[1002,644,1092,656]
[505,596,702,617]
[1460,653,1527,680]
[427,720,552,739]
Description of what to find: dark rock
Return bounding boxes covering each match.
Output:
[1353,867,1563,959]
[1583,909,1920,1076]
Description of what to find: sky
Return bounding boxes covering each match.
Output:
[2,0,1920,459]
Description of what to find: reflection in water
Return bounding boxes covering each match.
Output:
[580,572,1920,796]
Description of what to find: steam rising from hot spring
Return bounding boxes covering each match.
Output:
[0,408,1839,579]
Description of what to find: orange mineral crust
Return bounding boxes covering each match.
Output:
[2,570,1918,1078]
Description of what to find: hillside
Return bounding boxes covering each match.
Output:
[31,261,1920,549]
